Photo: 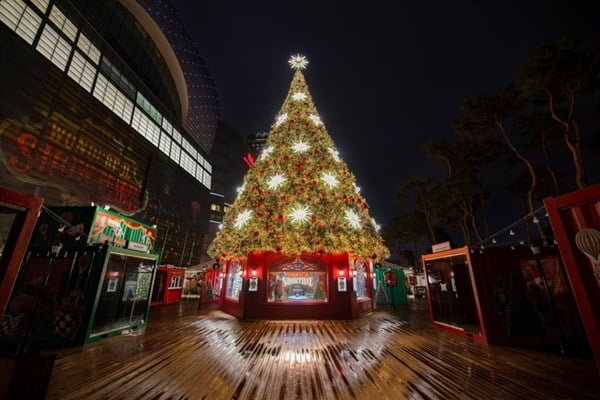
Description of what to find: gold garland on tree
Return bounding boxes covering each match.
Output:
[208,55,390,261]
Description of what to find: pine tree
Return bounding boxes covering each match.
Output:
[376,280,389,303]
[204,281,214,300]
[208,55,389,261]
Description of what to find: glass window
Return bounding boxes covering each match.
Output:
[31,0,49,13]
[168,274,182,289]
[267,257,327,303]
[93,74,134,124]
[161,118,173,135]
[48,5,76,41]
[67,50,96,92]
[202,172,211,189]
[76,32,100,64]
[194,164,204,183]
[36,23,71,71]
[226,260,243,300]
[169,142,181,164]
[353,259,369,298]
[171,128,182,144]
[424,254,481,334]
[0,0,26,31]
[131,108,160,147]
[99,57,135,99]
[158,131,172,156]
[135,92,162,125]
[210,204,221,212]
[90,253,156,336]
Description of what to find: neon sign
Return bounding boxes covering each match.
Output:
[1,121,142,212]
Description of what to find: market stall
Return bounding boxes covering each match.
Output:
[0,206,158,346]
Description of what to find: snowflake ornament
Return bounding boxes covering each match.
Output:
[354,183,361,193]
[288,205,312,224]
[344,209,361,230]
[234,209,252,229]
[288,54,309,70]
[292,141,310,153]
[291,91,307,101]
[321,172,339,188]
[259,145,274,160]
[237,183,246,194]
[328,148,341,162]
[267,173,287,190]
[309,114,323,126]
[274,113,288,127]
[371,218,381,232]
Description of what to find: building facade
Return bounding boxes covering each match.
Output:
[0,0,218,265]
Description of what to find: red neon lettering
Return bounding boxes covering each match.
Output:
[8,133,37,173]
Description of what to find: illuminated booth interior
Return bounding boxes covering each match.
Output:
[0,206,158,347]
[220,252,375,320]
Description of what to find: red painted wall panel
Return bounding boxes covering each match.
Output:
[544,184,600,371]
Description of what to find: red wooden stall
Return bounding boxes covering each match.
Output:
[0,187,44,317]
[151,265,186,306]
[544,184,600,371]
[219,252,374,320]
[422,245,585,350]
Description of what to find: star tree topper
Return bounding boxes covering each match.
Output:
[288,54,309,70]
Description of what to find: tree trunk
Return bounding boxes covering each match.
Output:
[497,120,547,245]
[418,191,437,244]
[546,89,587,189]
[541,131,561,196]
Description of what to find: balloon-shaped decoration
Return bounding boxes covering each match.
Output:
[575,228,600,261]
[575,228,600,282]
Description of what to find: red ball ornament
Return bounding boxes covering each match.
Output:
[371,253,377,260]
[278,214,284,222]
[253,231,259,237]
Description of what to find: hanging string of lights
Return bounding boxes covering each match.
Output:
[470,205,548,251]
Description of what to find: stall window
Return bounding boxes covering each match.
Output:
[226,260,243,300]
[168,274,182,289]
[353,259,369,299]
[267,257,327,303]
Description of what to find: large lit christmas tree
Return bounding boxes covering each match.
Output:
[208,55,389,262]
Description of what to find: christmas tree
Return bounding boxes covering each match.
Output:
[208,55,389,261]
[204,281,214,300]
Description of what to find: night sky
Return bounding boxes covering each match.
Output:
[170,0,598,229]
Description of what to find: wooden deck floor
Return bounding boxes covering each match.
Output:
[46,300,599,400]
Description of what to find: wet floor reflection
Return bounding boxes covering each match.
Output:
[46,302,599,400]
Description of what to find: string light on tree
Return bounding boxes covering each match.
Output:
[267,173,287,190]
[259,145,274,160]
[328,147,341,162]
[274,113,288,127]
[292,91,307,101]
[309,114,323,126]
[208,55,389,261]
[288,205,312,224]
[292,141,310,153]
[344,209,361,230]
[321,172,339,188]
[234,209,252,229]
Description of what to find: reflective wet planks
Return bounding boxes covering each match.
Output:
[46,302,600,400]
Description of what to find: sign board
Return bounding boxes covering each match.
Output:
[432,241,451,253]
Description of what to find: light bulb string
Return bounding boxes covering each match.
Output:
[471,205,546,249]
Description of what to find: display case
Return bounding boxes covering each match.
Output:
[0,205,158,347]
